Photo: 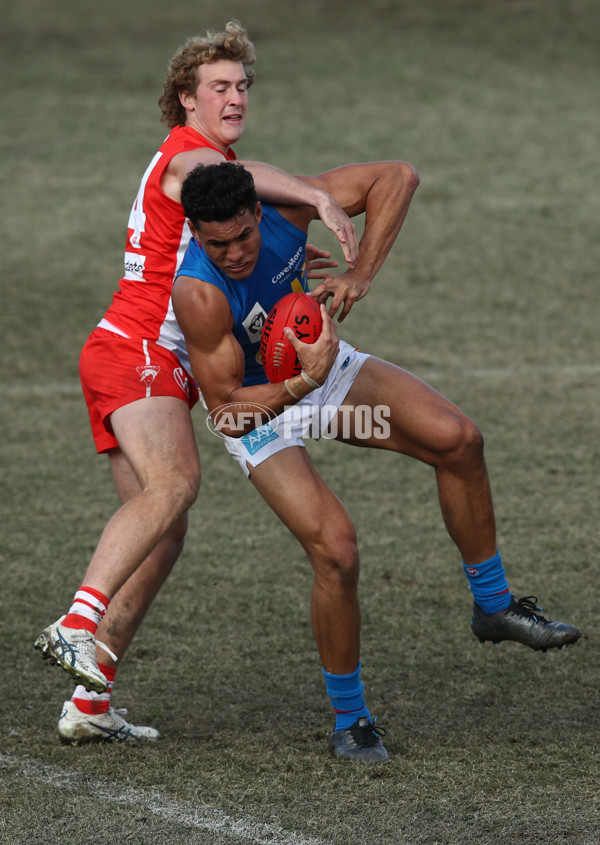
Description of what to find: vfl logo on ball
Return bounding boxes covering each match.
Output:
[207,403,279,439]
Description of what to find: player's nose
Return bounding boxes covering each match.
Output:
[227,242,245,263]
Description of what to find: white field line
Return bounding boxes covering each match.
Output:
[5,363,600,398]
[0,753,332,845]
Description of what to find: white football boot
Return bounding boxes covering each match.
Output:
[58,700,162,744]
[34,616,108,693]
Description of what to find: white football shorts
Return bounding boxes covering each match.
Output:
[221,340,369,476]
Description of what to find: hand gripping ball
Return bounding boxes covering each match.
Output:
[260,292,323,383]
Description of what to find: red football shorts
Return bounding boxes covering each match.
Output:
[79,327,199,453]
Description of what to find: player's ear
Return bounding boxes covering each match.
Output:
[179,89,195,113]
[187,219,201,242]
[254,201,263,224]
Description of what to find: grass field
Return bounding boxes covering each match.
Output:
[2,0,600,842]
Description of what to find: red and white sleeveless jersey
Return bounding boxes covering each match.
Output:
[100,125,236,341]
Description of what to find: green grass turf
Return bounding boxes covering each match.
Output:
[2,1,600,842]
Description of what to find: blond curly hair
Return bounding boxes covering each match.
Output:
[159,20,256,128]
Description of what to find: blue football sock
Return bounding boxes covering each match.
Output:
[463,551,512,614]
[322,664,372,730]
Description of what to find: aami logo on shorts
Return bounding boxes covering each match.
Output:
[207,402,279,442]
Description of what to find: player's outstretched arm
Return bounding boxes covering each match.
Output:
[240,160,358,267]
[301,161,420,321]
[163,151,358,267]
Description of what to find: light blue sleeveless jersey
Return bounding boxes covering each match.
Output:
[176,204,309,385]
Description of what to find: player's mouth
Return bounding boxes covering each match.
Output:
[223,113,243,124]
[226,260,251,275]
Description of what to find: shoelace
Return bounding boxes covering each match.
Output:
[96,639,119,663]
[515,596,548,623]
[55,622,119,666]
[67,631,118,664]
[64,628,94,643]
[349,718,387,748]
[60,628,118,661]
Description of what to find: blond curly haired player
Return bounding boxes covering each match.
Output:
[34,20,357,745]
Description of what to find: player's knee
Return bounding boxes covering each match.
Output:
[313,527,360,586]
[164,464,201,515]
[460,415,484,457]
[179,470,201,510]
[169,511,190,548]
[443,412,484,467]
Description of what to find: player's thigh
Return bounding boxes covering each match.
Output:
[249,446,355,550]
[110,396,200,487]
[336,356,471,460]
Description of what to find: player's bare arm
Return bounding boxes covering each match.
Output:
[239,161,359,267]
[161,147,228,201]
[172,277,339,437]
[163,151,358,266]
[286,161,420,321]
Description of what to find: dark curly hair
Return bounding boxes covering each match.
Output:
[181,162,257,226]
[159,20,256,128]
